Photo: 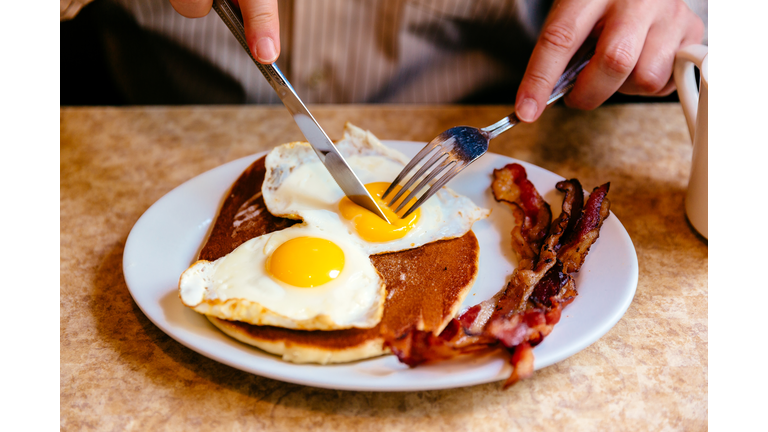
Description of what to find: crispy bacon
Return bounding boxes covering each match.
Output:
[527,263,573,308]
[488,178,582,320]
[558,183,611,273]
[492,163,552,266]
[387,319,497,367]
[463,291,503,335]
[384,167,612,389]
[505,342,534,388]
[486,298,569,350]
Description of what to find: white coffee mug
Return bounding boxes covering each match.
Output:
[674,44,708,239]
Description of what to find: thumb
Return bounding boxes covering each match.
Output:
[239,0,280,64]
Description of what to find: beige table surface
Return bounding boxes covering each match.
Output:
[60,104,707,431]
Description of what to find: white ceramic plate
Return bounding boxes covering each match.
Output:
[123,141,638,392]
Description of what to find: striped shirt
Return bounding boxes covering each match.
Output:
[65,0,708,104]
[112,0,552,104]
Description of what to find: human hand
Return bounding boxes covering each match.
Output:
[515,0,704,122]
[169,0,280,63]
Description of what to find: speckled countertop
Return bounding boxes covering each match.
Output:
[60,104,707,431]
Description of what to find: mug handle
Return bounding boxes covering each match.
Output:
[673,44,708,141]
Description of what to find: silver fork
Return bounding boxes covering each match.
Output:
[383,43,596,218]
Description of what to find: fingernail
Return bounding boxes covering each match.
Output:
[255,37,277,63]
[516,98,538,122]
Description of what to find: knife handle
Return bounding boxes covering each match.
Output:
[211,0,304,114]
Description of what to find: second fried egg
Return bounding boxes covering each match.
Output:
[262,123,490,255]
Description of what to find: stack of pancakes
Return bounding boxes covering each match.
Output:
[195,156,481,364]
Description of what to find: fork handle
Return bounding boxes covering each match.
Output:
[482,41,597,139]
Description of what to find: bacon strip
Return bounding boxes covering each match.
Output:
[504,342,534,388]
[387,319,497,367]
[488,178,582,320]
[558,183,610,273]
[384,168,612,389]
[491,163,552,266]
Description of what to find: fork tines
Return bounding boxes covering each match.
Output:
[382,137,466,218]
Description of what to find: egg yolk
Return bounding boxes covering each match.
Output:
[338,182,420,242]
[266,237,345,288]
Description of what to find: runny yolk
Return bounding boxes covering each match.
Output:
[338,182,421,243]
[266,237,345,288]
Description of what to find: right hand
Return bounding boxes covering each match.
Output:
[169,0,281,64]
[514,0,703,123]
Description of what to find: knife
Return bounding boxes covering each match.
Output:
[211,0,392,224]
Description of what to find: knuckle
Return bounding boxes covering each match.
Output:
[601,43,636,77]
[633,68,668,94]
[246,9,278,28]
[675,0,698,25]
[539,22,578,53]
[524,69,554,92]
[690,16,705,39]
[674,0,689,17]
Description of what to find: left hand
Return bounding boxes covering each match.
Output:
[514,0,704,122]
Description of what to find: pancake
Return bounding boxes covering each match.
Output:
[198,156,481,364]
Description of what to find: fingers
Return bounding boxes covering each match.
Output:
[170,0,213,18]
[239,0,281,63]
[520,0,704,119]
[515,0,605,122]
[615,24,675,96]
[617,1,704,96]
[564,1,654,110]
[650,17,703,97]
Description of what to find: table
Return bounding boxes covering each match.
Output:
[60,104,707,430]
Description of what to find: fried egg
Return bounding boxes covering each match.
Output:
[179,214,385,330]
[179,123,489,331]
[263,123,490,255]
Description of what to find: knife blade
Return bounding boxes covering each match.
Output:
[211,0,392,225]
